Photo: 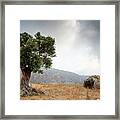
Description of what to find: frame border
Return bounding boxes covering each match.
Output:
[0,0,119,119]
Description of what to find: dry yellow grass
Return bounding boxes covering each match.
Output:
[20,83,100,100]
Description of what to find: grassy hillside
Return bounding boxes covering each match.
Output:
[20,83,100,100]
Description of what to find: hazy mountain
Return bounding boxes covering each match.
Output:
[30,68,88,84]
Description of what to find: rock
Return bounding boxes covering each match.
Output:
[83,75,100,89]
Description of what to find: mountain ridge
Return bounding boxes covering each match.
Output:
[30,68,89,84]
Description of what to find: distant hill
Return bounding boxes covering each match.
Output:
[30,68,88,84]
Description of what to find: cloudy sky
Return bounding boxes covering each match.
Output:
[20,20,100,75]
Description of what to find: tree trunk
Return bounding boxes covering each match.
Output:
[20,67,38,97]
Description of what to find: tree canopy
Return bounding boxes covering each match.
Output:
[20,32,56,74]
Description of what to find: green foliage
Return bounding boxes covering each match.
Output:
[20,32,56,73]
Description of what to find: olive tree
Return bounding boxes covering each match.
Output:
[20,32,56,96]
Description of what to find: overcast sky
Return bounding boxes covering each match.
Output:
[20,20,100,75]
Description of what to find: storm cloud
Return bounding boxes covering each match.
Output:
[20,20,100,75]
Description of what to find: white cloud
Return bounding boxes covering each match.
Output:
[52,46,100,75]
[52,20,100,75]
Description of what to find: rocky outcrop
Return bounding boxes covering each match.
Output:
[83,75,100,89]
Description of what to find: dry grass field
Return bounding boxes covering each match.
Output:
[20,83,100,100]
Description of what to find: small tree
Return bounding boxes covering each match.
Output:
[20,32,56,96]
